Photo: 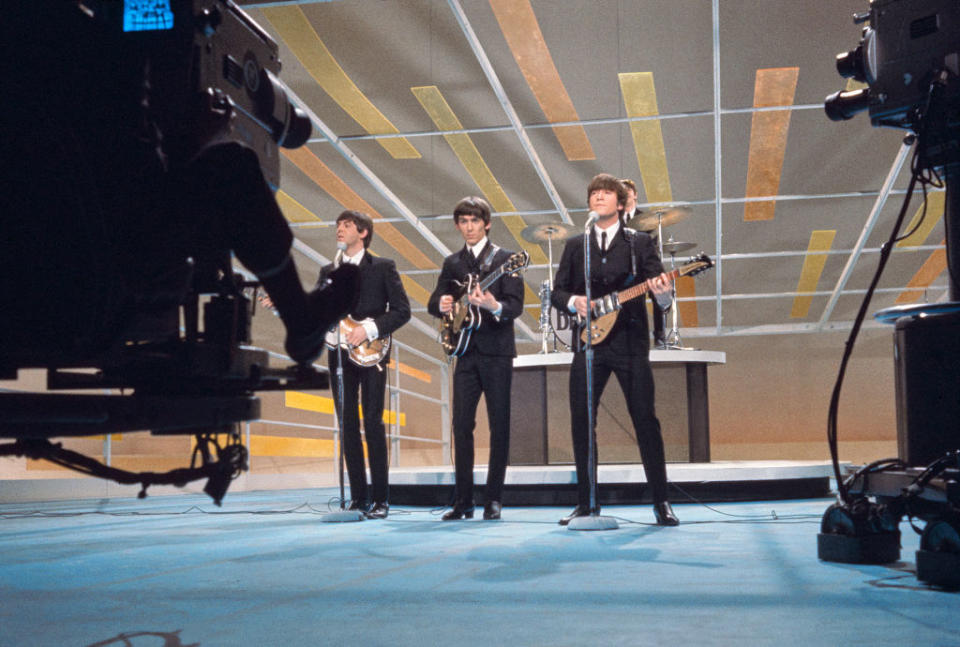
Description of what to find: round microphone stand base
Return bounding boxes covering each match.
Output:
[568,514,619,531]
[321,509,365,523]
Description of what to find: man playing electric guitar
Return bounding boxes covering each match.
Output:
[427,197,525,521]
[319,210,410,519]
[552,173,680,527]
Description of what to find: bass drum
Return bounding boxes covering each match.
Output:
[548,305,576,350]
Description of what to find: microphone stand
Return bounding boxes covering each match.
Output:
[323,249,364,523]
[569,217,618,531]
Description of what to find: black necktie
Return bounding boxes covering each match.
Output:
[601,231,607,254]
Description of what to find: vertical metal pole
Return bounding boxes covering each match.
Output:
[244,421,251,474]
[440,362,451,466]
[391,346,401,467]
[102,389,111,467]
[712,0,723,335]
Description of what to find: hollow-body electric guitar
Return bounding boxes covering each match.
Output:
[325,316,391,368]
[579,253,713,345]
[439,250,530,357]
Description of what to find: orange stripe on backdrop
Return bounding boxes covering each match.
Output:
[488,0,594,161]
[744,67,799,222]
[282,147,437,273]
[896,241,947,304]
[675,276,698,328]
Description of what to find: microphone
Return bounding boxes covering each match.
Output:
[336,241,347,251]
[334,241,347,267]
[584,210,599,231]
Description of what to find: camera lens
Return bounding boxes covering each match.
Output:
[824,88,871,121]
[836,46,866,81]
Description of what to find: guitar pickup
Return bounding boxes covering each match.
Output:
[594,293,620,316]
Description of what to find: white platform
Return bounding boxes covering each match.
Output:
[390,460,838,487]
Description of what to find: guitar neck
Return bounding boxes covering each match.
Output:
[477,266,507,292]
[615,267,681,306]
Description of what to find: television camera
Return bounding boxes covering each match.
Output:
[819,0,960,587]
[0,0,352,504]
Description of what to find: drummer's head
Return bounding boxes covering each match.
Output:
[453,196,492,230]
[621,179,637,210]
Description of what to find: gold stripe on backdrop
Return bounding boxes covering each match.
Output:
[896,191,944,248]
[285,391,407,426]
[411,85,546,316]
[488,0,594,161]
[745,67,799,221]
[250,435,337,458]
[791,230,836,318]
[259,6,420,159]
[619,72,672,205]
[275,190,323,223]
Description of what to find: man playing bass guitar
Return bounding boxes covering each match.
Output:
[319,210,410,519]
[427,197,525,521]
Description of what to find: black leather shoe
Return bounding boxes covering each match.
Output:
[441,503,474,521]
[365,502,389,519]
[483,500,501,520]
[285,264,360,364]
[346,500,368,512]
[653,501,679,526]
[558,505,596,526]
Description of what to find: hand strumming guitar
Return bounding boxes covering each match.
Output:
[467,284,500,312]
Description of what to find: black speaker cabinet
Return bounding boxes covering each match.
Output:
[894,312,960,466]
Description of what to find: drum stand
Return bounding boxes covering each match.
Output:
[663,248,686,350]
[521,222,576,354]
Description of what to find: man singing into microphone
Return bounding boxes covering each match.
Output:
[551,174,679,526]
[319,210,410,519]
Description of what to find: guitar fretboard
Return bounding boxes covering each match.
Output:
[615,267,683,306]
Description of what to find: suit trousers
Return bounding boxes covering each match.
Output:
[451,348,513,504]
[568,347,668,506]
[328,349,389,504]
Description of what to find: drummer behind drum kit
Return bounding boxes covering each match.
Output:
[520,205,699,353]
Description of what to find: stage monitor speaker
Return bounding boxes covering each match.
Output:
[894,312,960,466]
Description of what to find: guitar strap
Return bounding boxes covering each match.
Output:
[622,227,638,288]
[478,243,500,275]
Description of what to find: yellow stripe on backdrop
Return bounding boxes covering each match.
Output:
[285,391,406,427]
[791,230,836,318]
[896,191,944,248]
[619,72,673,205]
[259,6,420,160]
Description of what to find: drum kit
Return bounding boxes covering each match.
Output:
[521,205,696,353]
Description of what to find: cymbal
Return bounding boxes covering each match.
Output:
[521,222,578,243]
[632,206,692,231]
[661,240,696,255]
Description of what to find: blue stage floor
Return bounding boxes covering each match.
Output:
[1,489,957,647]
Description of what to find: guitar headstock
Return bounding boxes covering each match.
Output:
[679,253,713,277]
[504,250,531,276]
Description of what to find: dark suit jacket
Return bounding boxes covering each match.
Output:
[551,226,663,355]
[427,243,525,358]
[317,253,410,352]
